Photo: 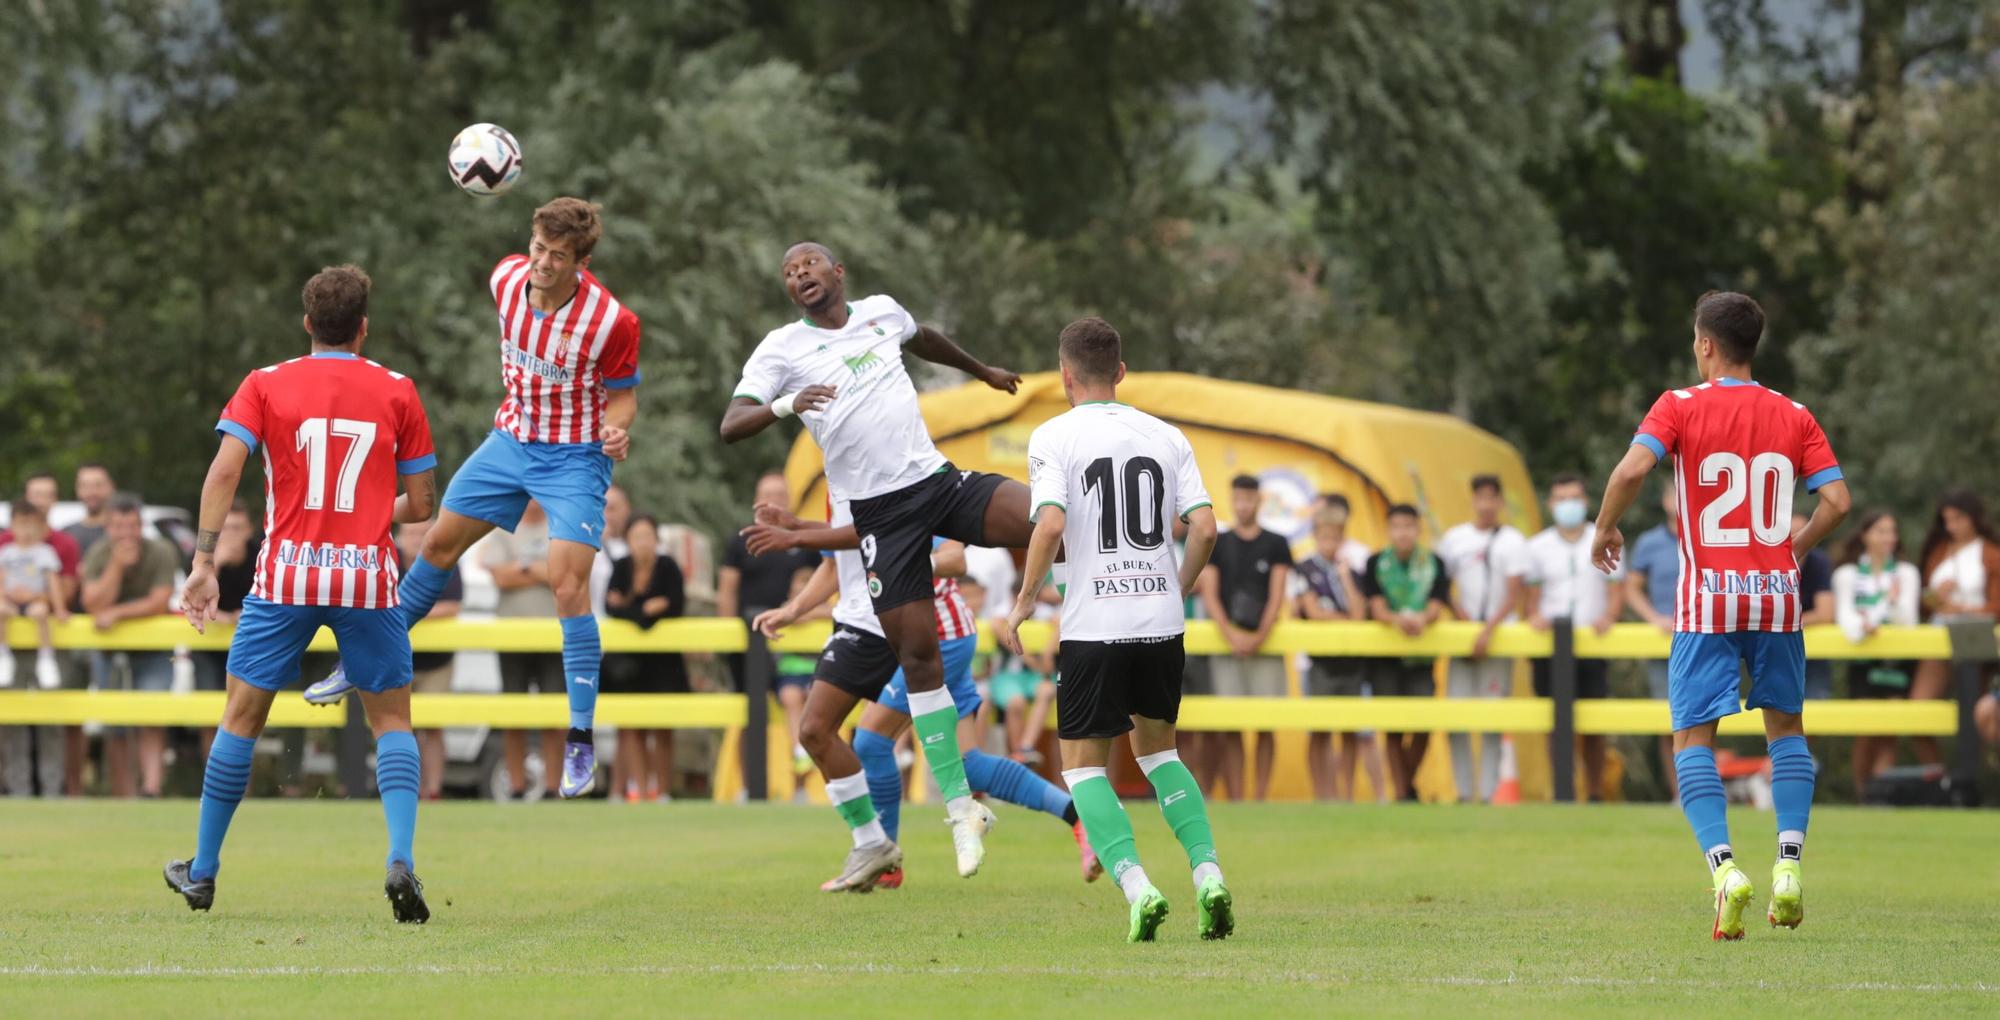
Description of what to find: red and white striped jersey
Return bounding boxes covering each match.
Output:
[216,353,437,609]
[1632,378,1843,634]
[488,255,641,444]
[933,575,975,641]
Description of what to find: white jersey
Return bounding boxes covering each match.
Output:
[1026,402,1211,642]
[827,495,885,638]
[733,294,946,501]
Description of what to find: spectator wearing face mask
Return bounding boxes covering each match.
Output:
[1522,474,1624,802]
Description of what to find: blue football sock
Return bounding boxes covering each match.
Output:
[395,557,451,632]
[560,614,601,731]
[853,728,903,843]
[375,730,420,870]
[191,729,256,881]
[1674,746,1732,859]
[1767,734,1815,848]
[964,749,1073,822]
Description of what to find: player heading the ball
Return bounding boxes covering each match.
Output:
[167,264,439,923]
[303,197,640,801]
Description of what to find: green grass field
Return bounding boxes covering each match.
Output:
[2,798,1995,1017]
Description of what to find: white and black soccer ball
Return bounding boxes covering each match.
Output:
[447,123,523,197]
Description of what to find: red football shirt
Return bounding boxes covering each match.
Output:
[487,256,641,445]
[217,352,436,608]
[1633,378,1842,634]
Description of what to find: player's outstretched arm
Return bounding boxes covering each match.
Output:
[751,557,840,640]
[719,387,837,444]
[181,436,251,633]
[1592,444,1658,573]
[394,469,438,524]
[906,325,1020,394]
[741,518,860,555]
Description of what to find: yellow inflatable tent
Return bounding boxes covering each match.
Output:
[772,371,1555,803]
[784,371,1541,546]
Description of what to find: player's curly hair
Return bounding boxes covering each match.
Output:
[302,265,371,347]
[533,197,603,258]
[1693,290,1764,364]
[1058,316,1122,385]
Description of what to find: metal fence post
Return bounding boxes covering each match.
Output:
[1952,661,1983,808]
[1943,619,1994,808]
[741,631,771,802]
[1551,619,1577,803]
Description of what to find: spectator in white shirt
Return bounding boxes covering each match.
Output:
[1833,510,1922,796]
[1436,474,1527,804]
[1523,473,1624,802]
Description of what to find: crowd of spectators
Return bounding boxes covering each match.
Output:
[5,461,2000,806]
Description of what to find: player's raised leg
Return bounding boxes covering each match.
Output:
[304,508,494,705]
[877,601,988,876]
[801,681,902,892]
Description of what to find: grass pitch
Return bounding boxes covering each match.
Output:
[1,798,1995,1017]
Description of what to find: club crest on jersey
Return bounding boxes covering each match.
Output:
[867,320,885,336]
[867,572,884,598]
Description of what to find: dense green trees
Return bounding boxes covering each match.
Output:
[3,1,1994,536]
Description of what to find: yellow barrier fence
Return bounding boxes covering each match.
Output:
[6,616,1960,659]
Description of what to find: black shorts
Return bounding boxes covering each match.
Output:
[848,464,1009,614]
[814,624,900,701]
[1531,658,1609,699]
[1849,660,1915,699]
[603,653,691,695]
[1057,636,1186,741]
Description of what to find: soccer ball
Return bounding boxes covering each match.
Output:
[447,123,523,197]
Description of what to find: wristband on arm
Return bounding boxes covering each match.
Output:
[772,392,799,419]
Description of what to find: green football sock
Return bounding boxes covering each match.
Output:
[1140,753,1218,870]
[825,770,887,846]
[1063,769,1142,884]
[908,686,972,804]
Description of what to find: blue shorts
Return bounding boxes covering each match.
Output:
[226,596,413,693]
[442,429,613,549]
[879,634,981,719]
[1667,630,1806,731]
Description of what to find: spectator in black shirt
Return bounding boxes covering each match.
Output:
[606,515,688,802]
[1792,513,1837,700]
[1197,474,1294,801]
[720,472,818,691]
